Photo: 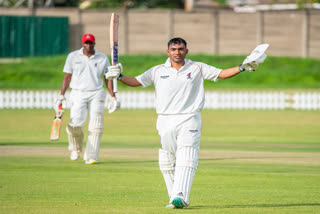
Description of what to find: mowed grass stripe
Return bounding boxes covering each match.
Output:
[0,109,319,152]
[0,146,319,166]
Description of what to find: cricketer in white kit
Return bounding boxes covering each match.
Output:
[54,33,122,164]
[105,37,268,208]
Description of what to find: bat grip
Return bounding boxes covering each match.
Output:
[113,78,118,93]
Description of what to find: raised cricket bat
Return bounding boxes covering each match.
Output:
[50,104,64,141]
[110,13,119,93]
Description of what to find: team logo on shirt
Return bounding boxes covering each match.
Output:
[189,129,198,133]
[187,72,192,79]
[160,75,170,79]
[95,63,98,67]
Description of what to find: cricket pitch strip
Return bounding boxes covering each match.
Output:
[0,146,319,166]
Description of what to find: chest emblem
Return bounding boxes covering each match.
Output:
[160,75,170,79]
[95,63,98,67]
[187,72,192,79]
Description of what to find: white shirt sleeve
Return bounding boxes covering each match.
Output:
[63,52,74,74]
[201,62,222,82]
[135,67,154,88]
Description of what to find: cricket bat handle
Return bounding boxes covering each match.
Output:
[113,78,118,93]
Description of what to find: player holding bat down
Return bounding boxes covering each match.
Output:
[54,33,122,164]
[105,37,268,208]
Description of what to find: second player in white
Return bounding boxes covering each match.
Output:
[54,33,121,164]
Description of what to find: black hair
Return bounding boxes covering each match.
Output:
[167,37,187,48]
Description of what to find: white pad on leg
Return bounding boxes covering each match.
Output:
[84,115,104,161]
[171,147,198,205]
[66,124,84,153]
[159,149,176,198]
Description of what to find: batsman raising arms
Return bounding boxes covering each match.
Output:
[105,37,268,208]
[54,34,121,164]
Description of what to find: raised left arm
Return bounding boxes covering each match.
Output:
[218,66,242,79]
[218,43,269,79]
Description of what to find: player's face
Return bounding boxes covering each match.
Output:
[82,41,95,53]
[167,43,188,64]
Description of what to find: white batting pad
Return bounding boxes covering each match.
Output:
[171,147,199,205]
[159,149,176,198]
[84,115,104,161]
[66,124,84,153]
[243,44,269,65]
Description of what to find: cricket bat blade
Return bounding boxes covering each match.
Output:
[110,13,119,93]
[50,105,64,141]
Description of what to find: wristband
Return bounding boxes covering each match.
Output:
[238,64,245,72]
[117,74,123,80]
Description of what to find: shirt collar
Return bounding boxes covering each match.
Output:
[78,47,85,55]
[78,47,96,58]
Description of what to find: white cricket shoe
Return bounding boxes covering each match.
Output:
[165,204,176,209]
[70,151,80,161]
[85,159,98,164]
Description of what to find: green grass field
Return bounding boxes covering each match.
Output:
[0,109,319,214]
[0,54,319,89]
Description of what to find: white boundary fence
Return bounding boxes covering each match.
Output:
[0,90,319,110]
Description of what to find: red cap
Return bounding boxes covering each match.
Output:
[81,34,95,43]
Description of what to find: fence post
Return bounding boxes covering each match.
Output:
[168,10,174,41]
[123,9,129,54]
[212,10,219,55]
[302,10,310,58]
[257,11,264,45]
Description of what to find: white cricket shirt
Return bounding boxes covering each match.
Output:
[136,58,222,115]
[63,48,110,91]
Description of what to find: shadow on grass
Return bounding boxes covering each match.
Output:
[0,142,158,149]
[0,142,67,146]
[188,203,320,210]
[98,160,158,165]
[98,157,275,165]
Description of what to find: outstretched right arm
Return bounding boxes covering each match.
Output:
[105,65,142,87]
[118,75,141,87]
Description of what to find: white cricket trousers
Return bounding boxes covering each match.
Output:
[69,89,106,127]
[157,113,202,205]
[68,89,106,161]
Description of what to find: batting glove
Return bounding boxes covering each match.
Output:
[105,63,122,80]
[239,62,258,72]
[240,53,267,72]
[108,96,120,114]
[54,95,66,113]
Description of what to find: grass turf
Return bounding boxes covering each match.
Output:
[0,154,319,214]
[0,54,319,89]
[0,109,318,152]
[0,109,319,213]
